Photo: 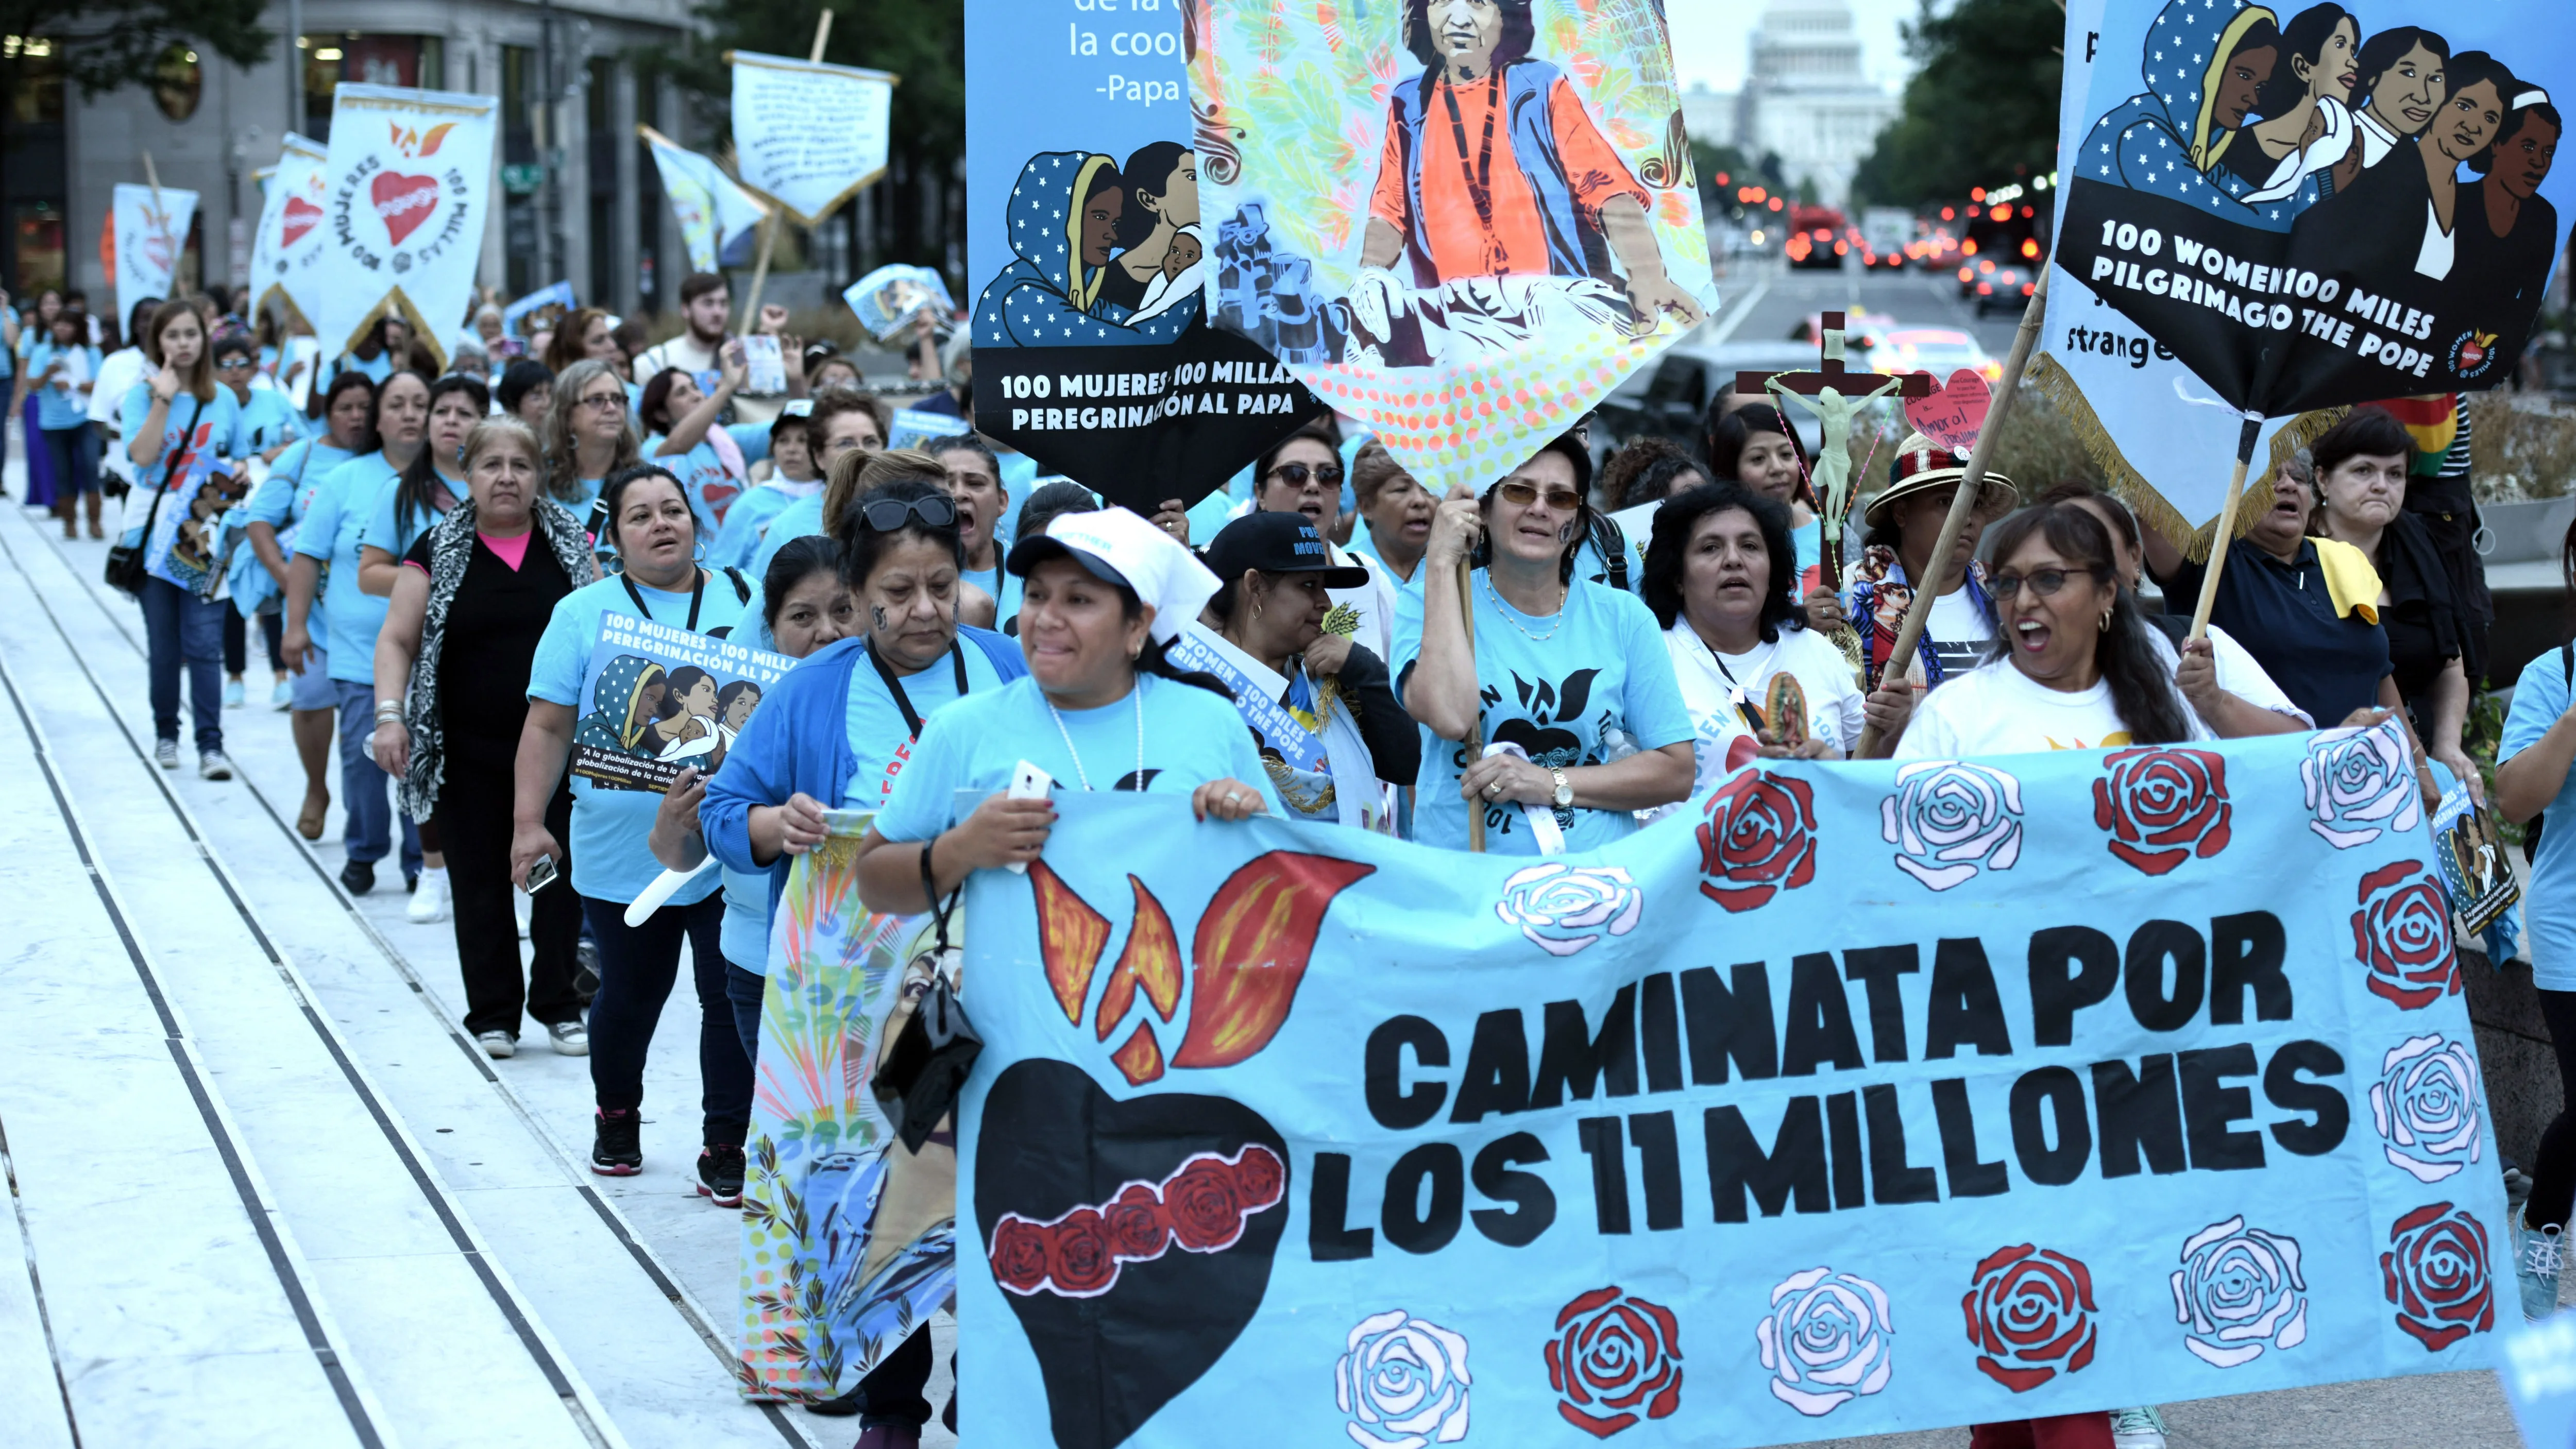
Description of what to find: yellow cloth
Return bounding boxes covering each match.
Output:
[2309,536,2382,623]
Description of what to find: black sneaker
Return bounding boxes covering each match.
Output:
[591,1109,642,1175]
[697,1143,746,1207]
[340,859,376,896]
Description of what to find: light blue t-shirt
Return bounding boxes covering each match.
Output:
[363,468,462,562]
[2502,651,2576,989]
[231,438,355,619]
[749,490,829,578]
[117,382,247,516]
[874,673,1282,844]
[292,453,400,684]
[528,572,753,905]
[332,352,394,385]
[960,564,1023,628]
[238,387,308,455]
[25,340,98,430]
[1788,518,1823,586]
[1394,571,1692,855]
[707,479,820,572]
[643,422,772,539]
[1572,529,1649,595]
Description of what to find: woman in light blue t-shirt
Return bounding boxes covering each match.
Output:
[513,463,757,1200]
[638,346,769,538]
[1398,433,1696,854]
[247,370,377,834]
[2498,539,2576,1319]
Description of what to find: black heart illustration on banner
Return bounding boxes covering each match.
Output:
[975,1057,1290,1449]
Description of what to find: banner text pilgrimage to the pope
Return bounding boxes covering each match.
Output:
[957,723,2503,1446]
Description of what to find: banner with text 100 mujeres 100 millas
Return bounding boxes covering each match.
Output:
[313,84,497,372]
[959,720,2503,1447]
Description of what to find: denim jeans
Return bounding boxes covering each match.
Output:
[581,893,751,1145]
[332,679,421,874]
[724,961,765,1073]
[141,576,224,754]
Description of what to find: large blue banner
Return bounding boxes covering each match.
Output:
[957,722,2503,1446]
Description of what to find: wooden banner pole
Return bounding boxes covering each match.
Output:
[2188,421,2265,640]
[733,9,832,334]
[1853,263,2052,758]
[140,150,184,300]
[1459,556,1485,853]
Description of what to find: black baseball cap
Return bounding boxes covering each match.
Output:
[1200,510,1372,589]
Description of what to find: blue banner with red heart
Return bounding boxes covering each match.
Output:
[957,719,2503,1446]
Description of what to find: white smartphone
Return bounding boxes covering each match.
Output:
[1005,760,1054,874]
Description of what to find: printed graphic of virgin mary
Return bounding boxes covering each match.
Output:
[973,151,1201,348]
[575,654,667,757]
[2078,0,2323,230]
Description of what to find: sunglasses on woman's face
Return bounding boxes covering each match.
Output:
[1492,479,1582,512]
[1266,461,1343,492]
[1990,567,2095,600]
[855,493,959,533]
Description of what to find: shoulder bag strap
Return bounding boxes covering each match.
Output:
[131,392,208,548]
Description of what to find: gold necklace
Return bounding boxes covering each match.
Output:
[1482,573,1569,643]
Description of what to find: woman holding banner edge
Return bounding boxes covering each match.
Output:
[1398,433,1695,853]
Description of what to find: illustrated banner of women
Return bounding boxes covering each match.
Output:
[727,51,895,228]
[736,810,961,1399]
[965,0,1325,509]
[958,721,2506,1448]
[641,124,771,274]
[248,133,329,328]
[109,182,197,325]
[1186,0,1720,494]
[570,611,791,793]
[2047,0,2572,527]
[311,83,497,373]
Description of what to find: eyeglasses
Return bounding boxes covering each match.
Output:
[578,391,626,412]
[1990,567,2096,599]
[853,494,959,533]
[1492,479,1584,512]
[1265,462,1343,492]
[215,356,255,370]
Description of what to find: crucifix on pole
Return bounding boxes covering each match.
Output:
[1733,311,1934,593]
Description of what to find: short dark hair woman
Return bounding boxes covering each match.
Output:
[1641,481,1911,776]
[1194,510,1420,830]
[1400,434,1695,851]
[371,418,598,1058]
[513,462,760,1197]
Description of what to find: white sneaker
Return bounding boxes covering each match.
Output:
[475,1030,516,1059]
[197,751,234,781]
[2108,1406,2168,1449]
[154,738,180,769]
[406,866,451,924]
[547,1019,590,1056]
[514,886,532,940]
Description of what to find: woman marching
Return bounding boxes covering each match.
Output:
[372,418,597,1058]
[247,370,375,833]
[512,463,755,1197]
[543,357,643,509]
[286,369,430,895]
[1181,511,1420,831]
[1398,433,1696,854]
[1845,433,2018,692]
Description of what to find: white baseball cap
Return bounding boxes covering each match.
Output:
[1005,505,1219,644]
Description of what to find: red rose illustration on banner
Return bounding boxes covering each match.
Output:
[990,1217,1053,1295]
[1962,1245,2098,1391]
[2381,1203,2495,1351]
[2091,746,2231,875]
[1544,1285,1684,1438]
[1697,770,1817,912]
[1165,1154,1250,1252]
[2353,862,2461,1009]
[1047,1207,1118,1296]
[1234,1142,1285,1208]
[1101,1183,1170,1262]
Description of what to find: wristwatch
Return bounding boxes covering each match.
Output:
[1550,768,1572,809]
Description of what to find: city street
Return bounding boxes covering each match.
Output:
[1704,254,2033,367]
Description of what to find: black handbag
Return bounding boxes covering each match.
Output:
[104,394,205,598]
[869,845,983,1153]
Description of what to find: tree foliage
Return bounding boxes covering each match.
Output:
[0,0,271,94]
[1850,0,2062,208]
[654,0,963,271]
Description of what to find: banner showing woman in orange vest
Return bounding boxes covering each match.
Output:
[1189,0,1719,492]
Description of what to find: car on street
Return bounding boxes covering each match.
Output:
[1973,265,2037,316]
[1594,339,1821,459]
[1873,328,2003,387]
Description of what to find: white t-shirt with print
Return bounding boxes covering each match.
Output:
[1710,626,1867,755]
[1925,587,1996,680]
[1896,656,2214,759]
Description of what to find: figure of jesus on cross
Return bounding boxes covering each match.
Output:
[1734,311,1933,596]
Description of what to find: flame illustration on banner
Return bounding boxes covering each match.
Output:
[389,120,456,159]
[1028,853,1374,1085]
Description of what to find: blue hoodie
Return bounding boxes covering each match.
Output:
[973,151,1200,347]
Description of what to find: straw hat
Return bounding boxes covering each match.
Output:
[1861,432,2018,529]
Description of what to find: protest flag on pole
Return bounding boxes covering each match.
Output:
[639,124,771,276]
[110,179,197,323]
[311,83,498,374]
[247,132,331,329]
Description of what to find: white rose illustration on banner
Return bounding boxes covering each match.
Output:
[1335,1310,1470,1448]
[2370,1035,2485,1184]
[1755,1267,1895,1416]
[2301,723,2422,848]
[1880,761,2023,891]
[1494,864,1642,958]
[2170,1217,2308,1368]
